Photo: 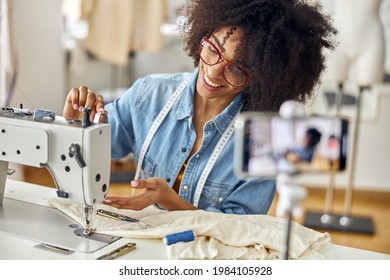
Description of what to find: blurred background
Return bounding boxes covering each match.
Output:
[0,0,389,255]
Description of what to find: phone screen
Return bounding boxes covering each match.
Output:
[234,113,349,178]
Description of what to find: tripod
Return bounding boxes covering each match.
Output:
[276,174,307,260]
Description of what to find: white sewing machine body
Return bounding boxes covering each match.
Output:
[0,107,111,207]
[0,107,121,254]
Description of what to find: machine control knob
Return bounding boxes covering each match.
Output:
[82,107,92,128]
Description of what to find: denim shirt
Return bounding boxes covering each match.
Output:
[105,68,275,215]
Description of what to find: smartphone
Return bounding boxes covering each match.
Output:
[234,112,349,179]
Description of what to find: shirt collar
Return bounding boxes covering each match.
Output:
[173,68,198,120]
[213,94,243,135]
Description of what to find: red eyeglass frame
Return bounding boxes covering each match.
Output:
[198,37,250,87]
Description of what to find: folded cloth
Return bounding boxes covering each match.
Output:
[49,198,331,260]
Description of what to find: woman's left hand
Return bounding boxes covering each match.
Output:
[103,177,176,210]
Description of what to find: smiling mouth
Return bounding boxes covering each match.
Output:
[204,73,222,88]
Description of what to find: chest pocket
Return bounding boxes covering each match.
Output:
[197,181,232,210]
[139,155,156,179]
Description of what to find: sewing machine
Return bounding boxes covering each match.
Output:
[0,106,121,253]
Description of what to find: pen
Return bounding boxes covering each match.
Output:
[97,242,136,260]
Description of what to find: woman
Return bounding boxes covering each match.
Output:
[287,127,323,163]
[63,0,336,214]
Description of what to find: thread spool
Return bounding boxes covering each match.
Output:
[163,230,195,246]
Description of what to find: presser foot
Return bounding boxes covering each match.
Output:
[73,227,96,237]
[82,227,96,237]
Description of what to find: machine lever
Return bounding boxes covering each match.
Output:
[69,143,86,168]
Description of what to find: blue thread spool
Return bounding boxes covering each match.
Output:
[163,230,195,246]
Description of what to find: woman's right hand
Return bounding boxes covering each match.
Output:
[63,86,105,121]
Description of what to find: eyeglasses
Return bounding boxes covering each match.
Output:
[198,37,250,87]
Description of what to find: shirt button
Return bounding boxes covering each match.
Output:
[218,197,223,203]
[166,178,171,183]
[195,154,200,158]
[183,185,189,191]
[181,147,187,152]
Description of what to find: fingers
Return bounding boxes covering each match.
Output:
[131,178,164,191]
[95,94,105,112]
[102,196,128,209]
[103,195,148,211]
[76,86,95,110]
[102,178,169,210]
[64,88,81,119]
[64,86,105,121]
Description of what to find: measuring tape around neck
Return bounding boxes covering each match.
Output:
[192,108,241,207]
[134,77,190,180]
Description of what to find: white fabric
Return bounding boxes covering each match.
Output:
[49,198,331,260]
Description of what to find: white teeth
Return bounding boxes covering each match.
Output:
[204,73,222,88]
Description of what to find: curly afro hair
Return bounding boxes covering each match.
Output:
[181,0,337,111]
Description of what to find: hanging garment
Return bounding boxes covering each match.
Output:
[81,0,168,66]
